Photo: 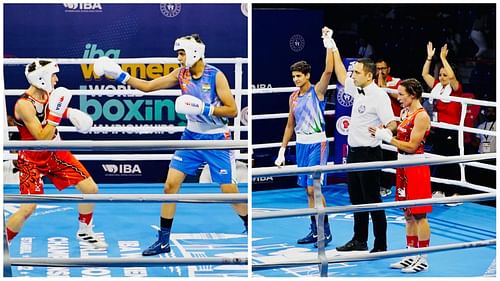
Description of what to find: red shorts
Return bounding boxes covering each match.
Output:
[17,150,90,194]
[396,165,432,215]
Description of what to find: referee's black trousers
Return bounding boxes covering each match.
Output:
[347,146,387,249]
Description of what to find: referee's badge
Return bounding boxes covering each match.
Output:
[357,104,366,114]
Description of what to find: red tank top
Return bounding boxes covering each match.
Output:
[14,93,52,140]
[396,108,430,154]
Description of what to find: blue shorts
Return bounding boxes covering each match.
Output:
[170,129,234,184]
[296,141,328,187]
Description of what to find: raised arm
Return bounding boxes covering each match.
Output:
[439,44,460,91]
[422,41,435,88]
[315,27,334,99]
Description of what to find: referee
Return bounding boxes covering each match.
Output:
[328,28,397,253]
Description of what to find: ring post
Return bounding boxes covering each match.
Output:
[312,170,328,277]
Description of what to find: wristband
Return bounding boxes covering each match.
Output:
[116,72,130,84]
[202,104,214,116]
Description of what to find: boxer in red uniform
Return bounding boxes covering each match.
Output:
[6,59,107,249]
[370,78,431,273]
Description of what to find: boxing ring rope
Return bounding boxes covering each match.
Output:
[6,125,248,133]
[253,239,495,270]
[10,257,248,267]
[4,140,246,151]
[252,153,494,178]
[253,193,495,220]
[3,152,250,161]
[4,193,247,204]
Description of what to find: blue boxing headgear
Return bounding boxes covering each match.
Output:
[174,35,205,68]
[25,60,59,93]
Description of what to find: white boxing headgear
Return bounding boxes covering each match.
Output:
[24,59,59,93]
[174,35,205,68]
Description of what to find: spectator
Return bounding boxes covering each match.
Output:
[421,42,463,197]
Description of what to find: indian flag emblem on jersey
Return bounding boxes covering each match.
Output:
[202,84,211,92]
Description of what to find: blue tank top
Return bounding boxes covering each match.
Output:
[291,85,326,135]
[177,64,228,127]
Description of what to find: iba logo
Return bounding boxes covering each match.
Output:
[63,3,103,12]
[102,164,142,176]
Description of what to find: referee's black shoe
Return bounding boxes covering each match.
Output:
[336,239,368,251]
[369,247,387,253]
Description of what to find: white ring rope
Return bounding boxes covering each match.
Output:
[6,125,249,134]
[252,85,337,94]
[253,193,495,220]
[252,153,495,177]
[4,140,247,151]
[9,257,247,267]
[251,138,335,150]
[5,89,248,97]
[252,110,336,120]
[253,239,495,270]
[380,144,496,171]
[4,57,248,65]
[4,193,247,204]
[3,152,249,161]
[4,89,248,96]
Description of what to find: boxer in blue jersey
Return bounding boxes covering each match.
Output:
[94,34,248,256]
[275,27,336,247]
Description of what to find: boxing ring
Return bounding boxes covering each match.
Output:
[3,57,249,277]
[252,86,496,277]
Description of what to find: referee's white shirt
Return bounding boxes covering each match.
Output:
[344,77,394,147]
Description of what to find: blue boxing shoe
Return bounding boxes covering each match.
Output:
[314,221,332,248]
[142,228,171,256]
[297,222,317,244]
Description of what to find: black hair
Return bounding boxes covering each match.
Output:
[400,78,424,99]
[356,58,376,78]
[375,58,391,68]
[290,61,311,75]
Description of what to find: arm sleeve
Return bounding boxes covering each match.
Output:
[377,91,396,125]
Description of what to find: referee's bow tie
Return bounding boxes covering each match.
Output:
[357,88,365,95]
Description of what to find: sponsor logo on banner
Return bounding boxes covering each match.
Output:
[336,116,350,136]
[289,34,305,52]
[160,4,181,18]
[63,3,103,12]
[102,164,142,176]
[79,43,184,129]
[337,87,354,107]
[252,84,272,89]
[252,176,274,183]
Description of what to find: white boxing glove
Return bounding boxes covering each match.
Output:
[67,108,93,133]
[374,127,393,143]
[274,147,286,167]
[93,56,130,84]
[175,94,214,116]
[321,27,338,51]
[47,87,72,126]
